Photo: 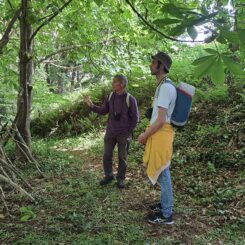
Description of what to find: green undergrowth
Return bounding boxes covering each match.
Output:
[1,133,245,244]
[30,77,157,137]
[1,94,245,244]
[1,77,244,244]
[30,74,243,140]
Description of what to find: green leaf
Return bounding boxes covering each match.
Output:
[222,31,240,44]
[184,16,207,27]
[237,93,245,103]
[240,43,245,59]
[20,206,36,222]
[192,55,216,66]
[222,55,244,75]
[153,18,181,26]
[201,5,209,15]
[204,48,218,55]
[161,4,184,18]
[204,34,218,43]
[169,25,186,36]
[93,0,103,6]
[20,215,32,222]
[238,29,245,43]
[187,26,198,40]
[193,55,217,78]
[216,33,226,44]
[20,207,29,212]
[210,57,225,85]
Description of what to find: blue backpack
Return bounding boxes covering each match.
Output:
[163,79,195,127]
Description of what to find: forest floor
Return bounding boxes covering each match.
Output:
[1,91,245,244]
[0,129,244,245]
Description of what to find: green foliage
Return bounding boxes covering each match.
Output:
[195,85,229,103]
[237,92,245,103]
[1,3,244,244]
[130,0,244,84]
[222,55,244,75]
[3,117,245,244]
[20,206,36,221]
[192,49,244,85]
[77,112,99,132]
[1,0,244,133]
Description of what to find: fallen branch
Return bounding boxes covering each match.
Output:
[0,174,35,201]
[10,127,44,177]
[0,186,9,214]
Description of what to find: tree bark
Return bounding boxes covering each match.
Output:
[15,0,34,160]
[70,69,76,91]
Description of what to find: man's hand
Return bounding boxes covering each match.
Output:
[84,96,94,108]
[138,132,148,145]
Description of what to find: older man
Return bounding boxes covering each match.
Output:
[84,74,139,188]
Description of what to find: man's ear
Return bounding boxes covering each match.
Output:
[160,63,165,72]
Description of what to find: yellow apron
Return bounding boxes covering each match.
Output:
[143,123,175,185]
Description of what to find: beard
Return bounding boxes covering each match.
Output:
[150,67,159,75]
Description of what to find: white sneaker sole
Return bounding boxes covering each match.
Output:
[148,219,174,225]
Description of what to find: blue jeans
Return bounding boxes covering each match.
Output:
[157,167,173,218]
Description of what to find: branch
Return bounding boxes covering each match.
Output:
[0,186,9,213]
[38,13,54,22]
[0,158,32,189]
[88,50,106,75]
[6,0,14,10]
[0,8,21,53]
[0,174,35,201]
[29,0,73,44]
[44,62,83,70]
[125,0,205,43]
[11,129,44,177]
[38,45,83,64]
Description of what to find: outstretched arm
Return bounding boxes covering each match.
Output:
[84,95,109,115]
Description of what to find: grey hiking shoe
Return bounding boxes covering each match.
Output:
[147,212,174,225]
[99,176,114,186]
[117,179,125,189]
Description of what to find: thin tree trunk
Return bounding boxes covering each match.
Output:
[15,0,34,161]
[71,69,76,91]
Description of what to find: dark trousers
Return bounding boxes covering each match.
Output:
[103,133,132,180]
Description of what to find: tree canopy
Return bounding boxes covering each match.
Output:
[0,1,244,244]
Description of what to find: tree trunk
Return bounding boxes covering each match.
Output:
[70,69,76,91]
[45,63,51,85]
[15,0,34,161]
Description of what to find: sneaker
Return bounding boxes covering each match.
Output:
[99,176,114,186]
[149,203,162,213]
[117,179,125,189]
[147,212,174,225]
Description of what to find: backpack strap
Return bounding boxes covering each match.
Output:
[108,92,113,102]
[108,91,131,108]
[155,78,176,98]
[126,93,131,108]
[165,79,177,88]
